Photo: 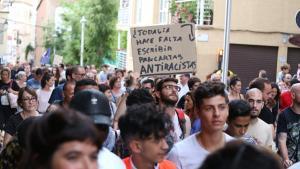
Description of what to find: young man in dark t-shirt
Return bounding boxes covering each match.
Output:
[278,83,300,168]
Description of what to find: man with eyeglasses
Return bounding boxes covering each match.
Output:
[48,65,85,104]
[245,88,273,149]
[155,77,191,143]
[249,78,274,125]
[72,66,86,82]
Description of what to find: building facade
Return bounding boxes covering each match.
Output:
[122,0,300,85]
[35,0,59,66]
[0,0,35,64]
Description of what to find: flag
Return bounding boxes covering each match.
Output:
[40,48,51,65]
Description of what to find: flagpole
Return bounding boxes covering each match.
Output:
[80,16,87,66]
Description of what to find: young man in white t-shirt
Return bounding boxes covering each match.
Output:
[168,81,233,169]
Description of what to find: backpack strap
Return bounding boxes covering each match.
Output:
[175,108,186,139]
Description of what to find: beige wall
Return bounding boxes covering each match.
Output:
[126,0,300,79]
[195,0,300,80]
[195,29,298,80]
[35,0,59,66]
[4,0,34,63]
[126,0,161,71]
[214,0,299,34]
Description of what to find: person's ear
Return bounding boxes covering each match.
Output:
[129,140,142,154]
[291,92,296,100]
[155,91,161,99]
[194,106,201,118]
[261,101,265,109]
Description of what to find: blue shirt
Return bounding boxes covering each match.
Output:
[48,84,64,104]
[190,118,201,135]
[26,79,41,90]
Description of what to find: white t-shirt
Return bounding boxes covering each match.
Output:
[37,89,53,113]
[98,147,126,169]
[178,83,189,100]
[172,113,183,142]
[246,118,273,148]
[167,132,234,169]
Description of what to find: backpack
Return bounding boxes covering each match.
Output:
[175,108,186,139]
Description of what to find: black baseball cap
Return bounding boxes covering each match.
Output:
[70,89,112,126]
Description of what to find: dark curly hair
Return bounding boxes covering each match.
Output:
[126,88,155,106]
[188,77,201,90]
[229,76,241,89]
[194,81,228,108]
[228,100,251,122]
[119,103,172,143]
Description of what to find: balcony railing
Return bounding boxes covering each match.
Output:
[170,0,213,25]
[116,50,127,69]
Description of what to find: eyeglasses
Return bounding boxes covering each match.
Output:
[75,73,85,77]
[162,85,181,92]
[247,99,263,105]
[22,97,37,102]
[85,75,95,79]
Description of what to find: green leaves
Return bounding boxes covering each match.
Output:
[43,0,118,66]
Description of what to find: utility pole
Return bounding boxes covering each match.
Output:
[80,16,87,66]
[221,0,232,85]
[16,30,20,60]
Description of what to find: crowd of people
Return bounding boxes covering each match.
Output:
[0,61,298,169]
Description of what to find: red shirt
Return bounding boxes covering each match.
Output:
[280,91,292,111]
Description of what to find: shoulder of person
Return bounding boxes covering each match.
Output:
[258,118,273,130]
[224,132,235,142]
[98,147,126,169]
[159,160,177,169]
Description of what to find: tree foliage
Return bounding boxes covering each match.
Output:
[44,0,119,66]
[25,43,34,61]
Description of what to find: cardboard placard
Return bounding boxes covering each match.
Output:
[53,55,63,65]
[131,24,197,76]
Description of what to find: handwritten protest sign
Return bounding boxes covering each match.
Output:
[53,55,63,65]
[131,24,197,76]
